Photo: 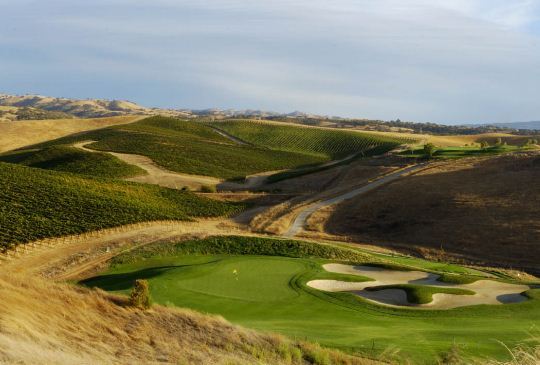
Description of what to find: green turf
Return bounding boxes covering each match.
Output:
[82,237,540,364]
[364,284,475,304]
[0,145,145,178]
[399,145,527,159]
[0,163,242,251]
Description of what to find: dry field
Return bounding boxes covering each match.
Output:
[315,152,540,272]
[0,115,143,153]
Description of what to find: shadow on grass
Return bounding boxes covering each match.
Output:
[80,265,188,291]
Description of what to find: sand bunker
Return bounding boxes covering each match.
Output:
[307,263,530,309]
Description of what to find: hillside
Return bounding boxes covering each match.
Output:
[484,121,540,131]
[315,152,540,272]
[0,273,374,365]
[0,115,142,153]
[0,145,145,178]
[0,162,241,251]
[0,94,194,119]
[210,119,411,159]
[0,94,149,118]
[26,116,408,180]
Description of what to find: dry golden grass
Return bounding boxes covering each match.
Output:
[0,273,378,365]
[0,115,143,153]
[322,152,540,272]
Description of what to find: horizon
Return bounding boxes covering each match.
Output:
[2,1,540,124]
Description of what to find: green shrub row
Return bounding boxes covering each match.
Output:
[110,235,372,265]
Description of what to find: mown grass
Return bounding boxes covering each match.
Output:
[0,145,145,178]
[83,241,540,364]
[364,284,475,304]
[0,163,243,251]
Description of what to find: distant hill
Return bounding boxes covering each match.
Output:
[0,94,192,119]
[482,121,540,130]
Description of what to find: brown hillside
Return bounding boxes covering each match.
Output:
[320,152,540,272]
[0,115,142,153]
[0,274,376,365]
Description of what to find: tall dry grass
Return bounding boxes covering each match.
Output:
[0,273,379,365]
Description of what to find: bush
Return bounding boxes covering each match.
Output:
[423,143,436,158]
[129,279,152,309]
[200,185,216,193]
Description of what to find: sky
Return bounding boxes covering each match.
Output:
[1,0,540,124]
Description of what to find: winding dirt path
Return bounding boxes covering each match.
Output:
[285,164,427,237]
[74,141,223,190]
[308,263,530,309]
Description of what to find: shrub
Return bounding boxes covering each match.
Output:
[129,279,152,309]
[423,143,436,158]
[200,185,217,193]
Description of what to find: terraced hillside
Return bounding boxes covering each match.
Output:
[0,163,242,251]
[210,119,414,159]
[24,117,410,180]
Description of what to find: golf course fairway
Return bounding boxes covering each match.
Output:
[82,243,540,365]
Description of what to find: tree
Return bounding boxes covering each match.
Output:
[480,141,490,149]
[423,143,436,158]
[129,279,152,309]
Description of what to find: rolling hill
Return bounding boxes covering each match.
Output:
[315,152,540,273]
[0,162,242,251]
[21,116,409,180]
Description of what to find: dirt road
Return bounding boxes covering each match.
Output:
[74,141,223,190]
[284,164,427,237]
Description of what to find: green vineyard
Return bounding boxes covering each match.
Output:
[23,117,413,180]
[0,145,145,179]
[210,119,415,159]
[0,163,243,251]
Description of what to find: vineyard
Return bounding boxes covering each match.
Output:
[209,119,415,159]
[0,163,243,251]
[24,117,414,180]
[0,145,145,178]
[27,116,329,180]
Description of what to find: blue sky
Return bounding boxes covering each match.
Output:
[1,0,539,124]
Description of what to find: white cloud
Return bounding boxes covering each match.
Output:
[0,0,539,123]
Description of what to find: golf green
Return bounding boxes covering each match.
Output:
[82,255,540,364]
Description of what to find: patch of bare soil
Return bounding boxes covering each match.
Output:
[322,152,540,273]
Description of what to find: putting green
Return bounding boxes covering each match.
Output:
[82,255,540,364]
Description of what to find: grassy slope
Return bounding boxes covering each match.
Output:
[0,274,374,365]
[83,236,540,364]
[24,117,411,180]
[211,119,410,159]
[0,145,145,178]
[364,284,475,304]
[0,163,242,250]
[324,152,540,271]
[29,117,330,180]
[400,145,528,159]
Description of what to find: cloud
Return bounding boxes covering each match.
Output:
[0,0,539,123]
